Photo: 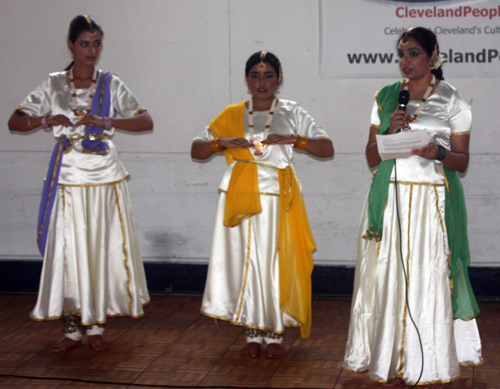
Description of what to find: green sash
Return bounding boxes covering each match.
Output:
[365,80,479,320]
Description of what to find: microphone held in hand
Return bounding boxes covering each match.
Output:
[398,89,410,111]
[397,90,410,132]
[398,90,410,111]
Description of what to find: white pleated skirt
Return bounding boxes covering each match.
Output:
[201,192,297,332]
[343,182,482,385]
[31,178,150,326]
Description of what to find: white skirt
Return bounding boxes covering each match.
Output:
[343,182,482,385]
[31,178,150,326]
[201,192,297,332]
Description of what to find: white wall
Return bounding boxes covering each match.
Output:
[1,0,498,266]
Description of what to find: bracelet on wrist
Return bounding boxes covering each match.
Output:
[103,117,112,130]
[41,115,50,129]
[435,145,447,161]
[294,135,308,150]
[210,138,227,153]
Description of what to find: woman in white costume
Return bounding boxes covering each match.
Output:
[343,27,482,388]
[8,15,152,352]
[191,51,333,359]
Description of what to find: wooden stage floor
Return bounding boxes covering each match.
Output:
[0,295,498,388]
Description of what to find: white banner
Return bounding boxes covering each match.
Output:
[320,0,500,78]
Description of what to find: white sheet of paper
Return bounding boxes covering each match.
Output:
[376,130,428,161]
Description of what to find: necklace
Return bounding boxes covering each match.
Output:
[402,75,436,130]
[248,98,278,156]
[68,67,98,120]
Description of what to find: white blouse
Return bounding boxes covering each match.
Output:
[17,71,145,185]
[195,99,330,194]
[370,80,471,184]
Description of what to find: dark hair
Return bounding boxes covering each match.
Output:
[245,51,283,85]
[65,15,104,71]
[397,27,444,80]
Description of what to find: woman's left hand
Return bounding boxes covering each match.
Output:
[261,134,294,145]
[75,114,104,127]
[411,143,439,160]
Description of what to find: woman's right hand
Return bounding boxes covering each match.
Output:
[219,137,251,149]
[388,110,407,134]
[46,114,74,127]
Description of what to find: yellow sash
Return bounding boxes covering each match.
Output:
[277,167,316,340]
[209,101,315,339]
[209,101,261,226]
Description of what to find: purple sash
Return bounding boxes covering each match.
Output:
[36,71,114,255]
[82,71,113,154]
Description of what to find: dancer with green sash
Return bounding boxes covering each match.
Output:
[343,27,482,387]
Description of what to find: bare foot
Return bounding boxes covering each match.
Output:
[382,377,404,387]
[266,343,286,359]
[240,342,260,358]
[88,335,109,351]
[50,337,81,353]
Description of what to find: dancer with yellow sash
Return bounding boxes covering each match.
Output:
[9,15,153,353]
[343,27,482,387]
[191,51,333,359]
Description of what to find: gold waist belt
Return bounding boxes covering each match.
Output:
[66,134,109,141]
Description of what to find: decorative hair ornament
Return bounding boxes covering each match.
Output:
[429,45,444,69]
[400,27,415,45]
[258,51,267,69]
[84,15,96,35]
[431,52,444,70]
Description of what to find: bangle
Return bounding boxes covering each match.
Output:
[210,138,226,153]
[295,135,308,150]
[436,145,447,161]
[27,117,33,129]
[103,117,112,130]
[41,115,50,129]
[291,133,297,146]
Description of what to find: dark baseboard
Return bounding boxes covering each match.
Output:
[0,261,498,299]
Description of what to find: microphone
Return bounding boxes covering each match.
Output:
[397,90,410,132]
[398,90,410,111]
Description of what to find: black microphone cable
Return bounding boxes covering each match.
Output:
[393,159,424,388]
[392,90,424,387]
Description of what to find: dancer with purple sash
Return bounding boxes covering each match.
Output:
[8,15,153,352]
